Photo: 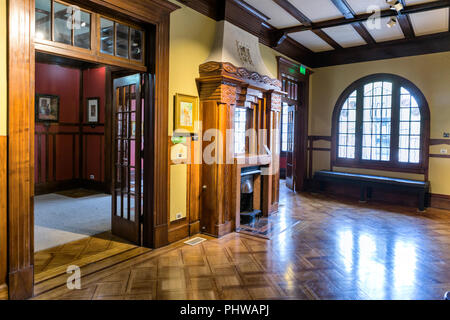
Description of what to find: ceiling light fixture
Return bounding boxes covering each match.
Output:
[387,17,397,28]
[386,0,404,13]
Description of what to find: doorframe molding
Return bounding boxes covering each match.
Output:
[7,0,179,300]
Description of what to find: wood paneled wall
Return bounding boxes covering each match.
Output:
[0,136,7,291]
[8,0,178,300]
[8,0,35,300]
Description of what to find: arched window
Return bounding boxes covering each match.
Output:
[332,74,430,173]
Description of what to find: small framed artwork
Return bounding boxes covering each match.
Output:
[36,94,59,122]
[174,94,198,134]
[87,98,100,124]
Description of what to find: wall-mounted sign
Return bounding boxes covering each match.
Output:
[171,143,188,161]
[300,65,306,75]
[171,136,187,144]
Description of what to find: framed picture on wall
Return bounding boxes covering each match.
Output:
[36,94,59,123]
[174,93,198,134]
[87,98,100,124]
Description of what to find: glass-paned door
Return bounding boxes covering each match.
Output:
[112,74,143,244]
[285,103,296,191]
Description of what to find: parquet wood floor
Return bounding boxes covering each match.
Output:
[34,184,450,300]
[34,231,149,295]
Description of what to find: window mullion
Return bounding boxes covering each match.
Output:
[391,80,401,166]
[355,88,363,162]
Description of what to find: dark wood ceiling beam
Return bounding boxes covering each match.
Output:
[330,0,376,45]
[397,0,416,39]
[272,0,311,26]
[313,31,450,67]
[352,22,376,45]
[312,29,342,49]
[273,0,341,49]
[330,0,354,19]
[280,0,450,34]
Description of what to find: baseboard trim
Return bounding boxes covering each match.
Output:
[8,266,34,300]
[430,193,450,210]
[35,179,108,195]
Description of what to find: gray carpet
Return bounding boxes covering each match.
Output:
[34,193,111,252]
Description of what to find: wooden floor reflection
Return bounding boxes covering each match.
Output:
[35,183,450,300]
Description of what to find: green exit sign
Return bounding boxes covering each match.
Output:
[300,65,306,75]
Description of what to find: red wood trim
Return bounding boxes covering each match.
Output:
[430,193,450,210]
[429,154,450,159]
[309,135,332,142]
[308,147,331,152]
[430,139,450,145]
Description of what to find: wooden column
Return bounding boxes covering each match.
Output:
[7,0,179,300]
[198,82,236,237]
[8,0,35,300]
[197,62,284,237]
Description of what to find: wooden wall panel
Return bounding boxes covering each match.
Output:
[7,0,178,300]
[149,13,171,248]
[0,136,7,290]
[8,0,35,300]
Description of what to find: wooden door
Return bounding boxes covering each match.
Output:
[112,74,143,244]
[285,104,296,191]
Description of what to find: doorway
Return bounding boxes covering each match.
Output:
[278,57,310,194]
[8,0,175,300]
[32,53,150,289]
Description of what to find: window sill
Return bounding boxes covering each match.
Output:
[332,160,426,175]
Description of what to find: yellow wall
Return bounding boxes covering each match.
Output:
[168,2,292,221]
[0,0,7,136]
[310,52,450,195]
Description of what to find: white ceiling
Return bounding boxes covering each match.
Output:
[289,0,343,22]
[410,8,449,36]
[244,0,300,29]
[243,0,449,52]
[322,24,367,48]
[363,16,405,42]
[345,0,390,14]
[290,30,334,52]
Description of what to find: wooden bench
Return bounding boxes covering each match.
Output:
[314,170,430,212]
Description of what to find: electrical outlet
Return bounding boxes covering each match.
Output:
[440,149,448,155]
[176,213,183,220]
[90,174,95,180]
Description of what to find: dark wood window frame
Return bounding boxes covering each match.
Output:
[331,73,430,175]
[34,0,147,72]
